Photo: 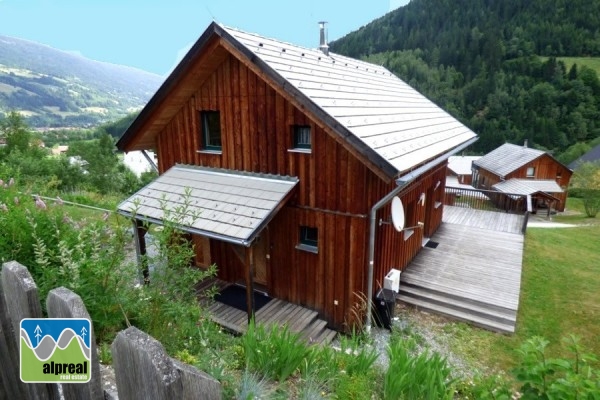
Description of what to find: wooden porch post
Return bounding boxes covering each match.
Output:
[132,220,149,284]
[245,246,256,324]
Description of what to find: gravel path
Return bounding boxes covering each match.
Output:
[366,303,486,380]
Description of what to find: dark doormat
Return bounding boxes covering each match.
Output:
[425,241,439,249]
[215,285,272,312]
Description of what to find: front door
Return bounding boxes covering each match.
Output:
[253,232,269,286]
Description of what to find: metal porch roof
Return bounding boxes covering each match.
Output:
[117,165,298,246]
[492,179,563,196]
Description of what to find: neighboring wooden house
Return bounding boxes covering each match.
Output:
[472,143,572,212]
[569,143,600,169]
[447,156,480,185]
[116,22,477,331]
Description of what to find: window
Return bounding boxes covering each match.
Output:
[526,167,535,177]
[292,125,311,150]
[200,111,222,151]
[297,226,318,253]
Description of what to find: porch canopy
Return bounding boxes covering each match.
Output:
[117,164,299,246]
[492,179,561,213]
[492,179,562,198]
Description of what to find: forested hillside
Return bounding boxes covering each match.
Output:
[330,0,600,162]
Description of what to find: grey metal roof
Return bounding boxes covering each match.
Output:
[117,165,298,246]
[224,26,477,174]
[447,156,480,176]
[474,143,544,177]
[492,179,563,196]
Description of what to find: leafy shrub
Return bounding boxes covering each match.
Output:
[513,335,600,399]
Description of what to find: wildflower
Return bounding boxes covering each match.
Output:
[0,179,3,187]
[8,178,14,187]
[13,197,19,205]
[0,203,8,212]
[35,195,47,210]
[56,196,64,205]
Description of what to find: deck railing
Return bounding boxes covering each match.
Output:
[445,185,530,233]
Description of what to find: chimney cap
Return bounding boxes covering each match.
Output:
[318,21,329,56]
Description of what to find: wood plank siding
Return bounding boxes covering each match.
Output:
[151,52,447,330]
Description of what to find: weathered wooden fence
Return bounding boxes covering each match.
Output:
[0,261,221,400]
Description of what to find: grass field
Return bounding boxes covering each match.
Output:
[443,198,600,373]
[542,56,600,75]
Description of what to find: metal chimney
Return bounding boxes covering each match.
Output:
[524,139,528,148]
[318,21,329,56]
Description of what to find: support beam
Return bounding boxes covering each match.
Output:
[245,246,255,324]
[132,220,149,284]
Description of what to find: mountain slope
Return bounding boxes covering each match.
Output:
[330,0,600,157]
[0,35,163,128]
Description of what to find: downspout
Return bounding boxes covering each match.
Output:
[365,137,478,332]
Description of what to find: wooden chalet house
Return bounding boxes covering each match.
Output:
[447,156,480,185]
[116,22,477,332]
[472,142,572,212]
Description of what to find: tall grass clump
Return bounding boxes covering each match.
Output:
[242,321,310,382]
[384,337,454,400]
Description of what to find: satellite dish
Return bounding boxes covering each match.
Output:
[391,196,405,232]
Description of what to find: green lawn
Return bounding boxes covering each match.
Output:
[444,200,600,373]
[540,56,600,75]
[557,56,600,75]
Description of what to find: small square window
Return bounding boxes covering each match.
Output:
[297,226,318,253]
[293,125,311,149]
[200,111,222,151]
[526,167,535,177]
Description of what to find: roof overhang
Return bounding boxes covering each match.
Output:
[492,179,562,202]
[117,165,298,247]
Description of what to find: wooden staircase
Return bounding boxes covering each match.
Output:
[397,282,517,333]
[208,298,337,345]
[196,278,336,345]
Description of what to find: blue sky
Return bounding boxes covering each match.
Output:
[0,0,409,76]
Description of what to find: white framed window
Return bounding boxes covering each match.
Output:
[526,167,535,177]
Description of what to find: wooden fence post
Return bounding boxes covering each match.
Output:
[111,326,221,400]
[0,261,60,400]
[46,287,103,400]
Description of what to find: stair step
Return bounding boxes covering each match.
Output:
[288,308,318,332]
[302,319,328,343]
[400,278,519,312]
[397,295,515,333]
[313,328,337,346]
[398,285,516,325]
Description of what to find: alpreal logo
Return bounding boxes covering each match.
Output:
[20,318,91,383]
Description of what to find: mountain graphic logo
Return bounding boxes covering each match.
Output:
[20,318,91,383]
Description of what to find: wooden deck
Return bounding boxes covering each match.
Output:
[195,278,337,345]
[399,207,525,333]
[442,205,525,234]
